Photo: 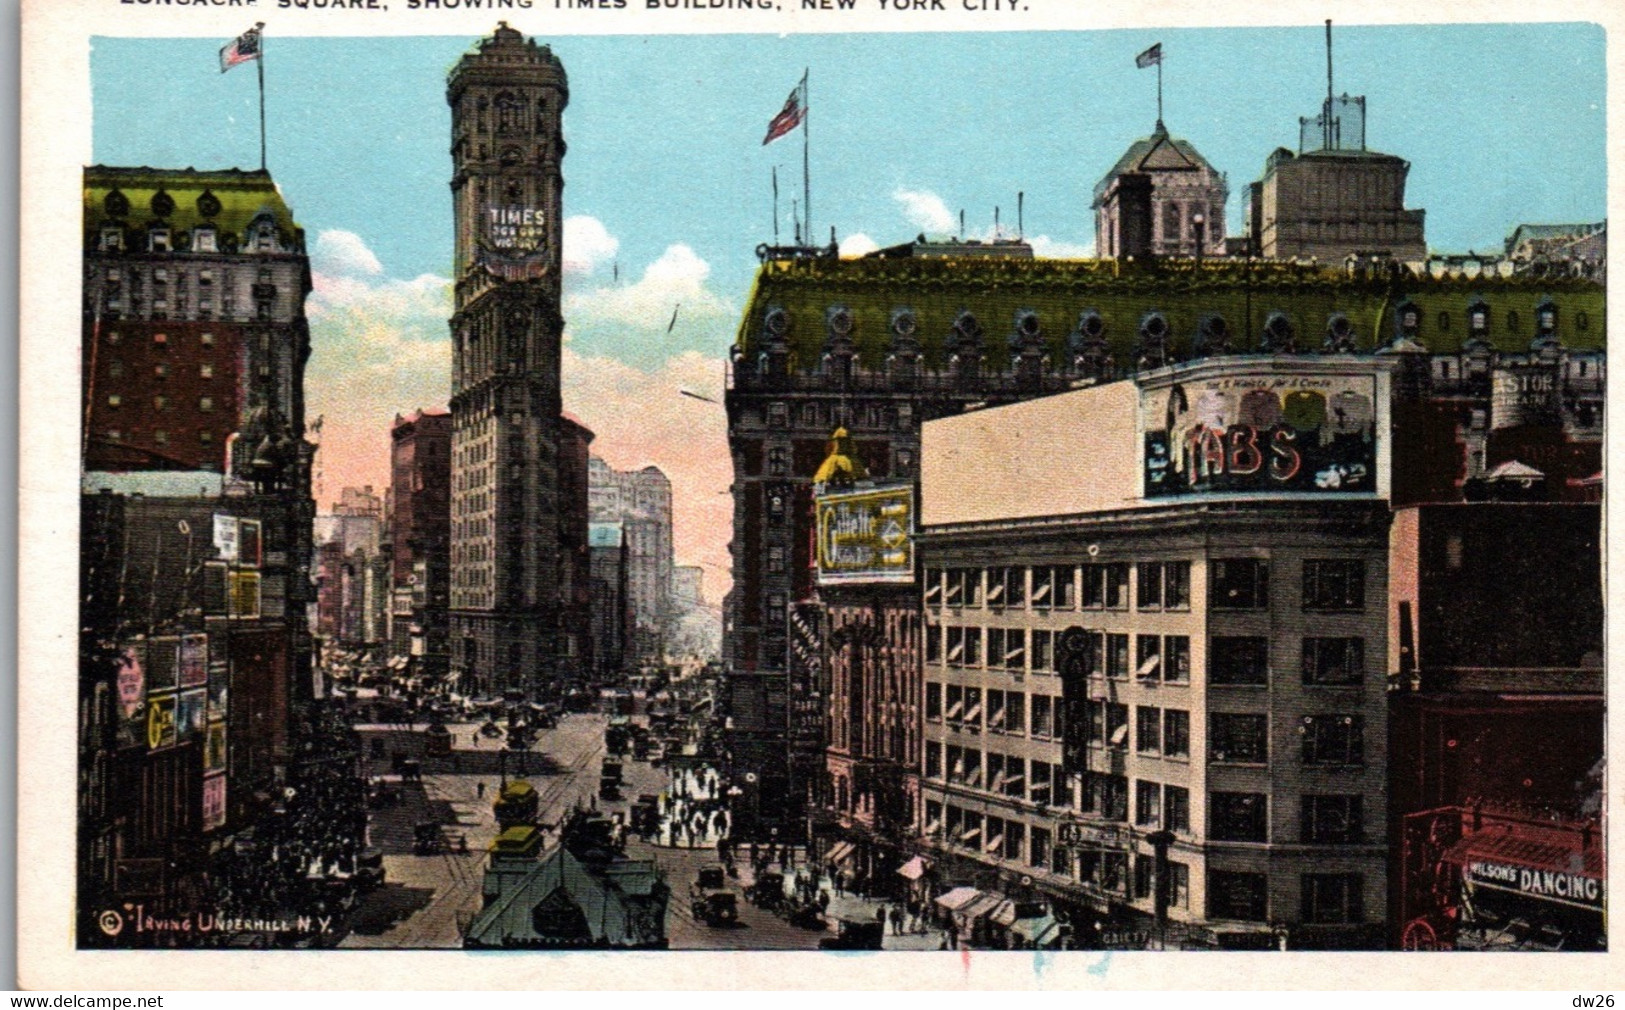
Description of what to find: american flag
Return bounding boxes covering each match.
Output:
[761,82,805,146]
[219,24,263,73]
[1135,42,1163,69]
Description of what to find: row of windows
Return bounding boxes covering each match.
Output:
[104,394,216,412]
[102,428,217,447]
[1077,774,1366,846]
[927,559,1366,613]
[923,800,1365,923]
[929,744,1066,805]
[105,361,216,380]
[1081,706,1365,766]
[928,685,1065,738]
[104,331,217,348]
[929,628,1365,687]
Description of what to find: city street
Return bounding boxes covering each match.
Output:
[330,707,943,950]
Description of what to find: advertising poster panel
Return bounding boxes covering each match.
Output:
[201,774,227,833]
[145,693,177,753]
[1143,372,1379,497]
[178,633,208,688]
[815,485,914,586]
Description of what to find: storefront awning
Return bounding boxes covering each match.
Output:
[1442,828,1604,912]
[934,886,981,912]
[1010,914,1061,945]
[897,855,930,880]
[960,894,1005,921]
[825,841,857,865]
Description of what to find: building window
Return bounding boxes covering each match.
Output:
[925,741,942,779]
[153,430,168,445]
[152,395,167,411]
[986,629,1006,671]
[1135,634,1161,681]
[767,402,787,428]
[1301,715,1364,766]
[1165,785,1190,834]
[1106,702,1129,750]
[100,227,123,251]
[1163,710,1190,758]
[1302,637,1364,686]
[1167,861,1190,908]
[199,332,214,348]
[1138,561,1190,609]
[148,228,170,252]
[1137,562,1163,609]
[1003,629,1026,671]
[106,430,121,442]
[1303,559,1365,611]
[1134,854,1155,899]
[923,569,943,607]
[1210,636,1269,686]
[1106,634,1130,679]
[1096,774,1127,821]
[1030,827,1051,869]
[1027,759,1053,808]
[1031,695,1053,739]
[945,627,965,666]
[153,333,168,347]
[999,755,1025,798]
[1302,874,1365,925]
[987,567,1024,608]
[1003,821,1025,862]
[1135,779,1162,826]
[767,447,788,476]
[1210,792,1268,842]
[766,593,785,627]
[1136,706,1161,754]
[1301,794,1365,844]
[1086,702,1104,745]
[199,431,213,445]
[1210,713,1268,764]
[767,546,785,573]
[1004,691,1025,734]
[925,622,941,663]
[986,689,1006,731]
[1031,629,1053,673]
[1083,563,1129,609]
[1210,558,1269,609]
[925,682,942,722]
[1163,635,1191,683]
[962,688,983,732]
[199,363,214,379]
[1208,870,1268,921]
[106,360,123,379]
[1031,565,1074,609]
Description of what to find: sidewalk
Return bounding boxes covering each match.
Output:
[743,861,948,951]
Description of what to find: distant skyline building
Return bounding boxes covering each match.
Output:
[588,456,674,664]
[446,25,573,699]
[391,409,452,681]
[1094,121,1229,260]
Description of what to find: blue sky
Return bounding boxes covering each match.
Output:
[89,23,1607,591]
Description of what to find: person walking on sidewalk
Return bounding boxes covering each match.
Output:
[889,904,904,936]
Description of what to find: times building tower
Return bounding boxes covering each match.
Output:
[447,25,569,698]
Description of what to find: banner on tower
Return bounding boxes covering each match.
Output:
[478,203,550,281]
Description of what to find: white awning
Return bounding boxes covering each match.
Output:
[1110,723,1130,746]
[964,703,982,723]
[825,841,856,865]
[945,699,964,719]
[897,855,931,880]
[934,886,981,911]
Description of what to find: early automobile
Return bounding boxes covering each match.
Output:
[598,760,624,801]
[748,870,786,910]
[688,864,739,927]
[818,917,885,950]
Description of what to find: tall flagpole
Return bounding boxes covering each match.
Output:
[801,68,810,249]
[257,25,267,171]
[1156,56,1164,128]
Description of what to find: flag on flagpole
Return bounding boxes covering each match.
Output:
[1135,42,1163,68]
[761,83,805,146]
[220,23,263,73]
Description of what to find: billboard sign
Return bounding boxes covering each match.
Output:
[179,633,208,688]
[146,693,177,752]
[1143,372,1379,497]
[204,720,227,773]
[478,204,550,281]
[213,514,239,562]
[815,485,914,585]
[115,644,145,720]
[177,688,208,742]
[1467,859,1602,911]
[202,774,227,832]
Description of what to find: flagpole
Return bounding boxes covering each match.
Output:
[801,68,810,249]
[1156,56,1163,128]
[257,25,267,171]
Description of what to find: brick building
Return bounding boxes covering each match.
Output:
[390,409,453,681]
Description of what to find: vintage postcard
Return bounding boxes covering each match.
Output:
[17,0,1624,990]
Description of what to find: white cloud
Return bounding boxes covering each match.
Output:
[562,214,619,276]
[839,232,880,258]
[892,187,957,235]
[562,243,737,366]
[1029,235,1096,259]
[312,229,383,278]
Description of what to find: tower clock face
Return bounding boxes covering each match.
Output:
[479,202,550,281]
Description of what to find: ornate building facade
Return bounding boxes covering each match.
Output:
[447,25,573,698]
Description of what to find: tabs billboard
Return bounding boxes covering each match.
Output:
[815,485,914,586]
[1143,371,1380,497]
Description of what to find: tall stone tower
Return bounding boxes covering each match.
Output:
[446,25,569,698]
